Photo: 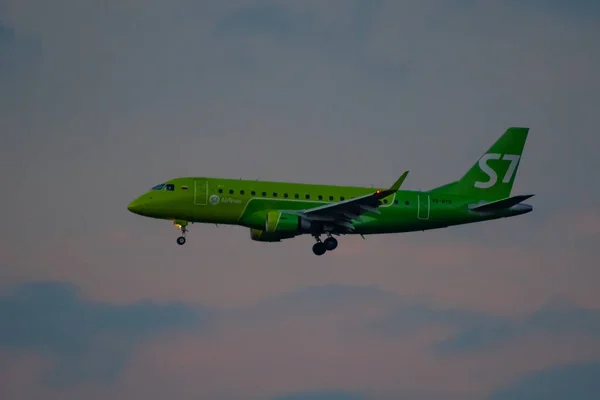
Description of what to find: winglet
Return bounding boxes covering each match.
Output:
[376,171,409,198]
[390,171,409,192]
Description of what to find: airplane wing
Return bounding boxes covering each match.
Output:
[299,171,409,233]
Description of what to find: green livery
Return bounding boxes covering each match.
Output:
[128,127,534,255]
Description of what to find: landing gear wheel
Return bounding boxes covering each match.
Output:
[174,220,189,246]
[312,242,326,256]
[324,237,338,251]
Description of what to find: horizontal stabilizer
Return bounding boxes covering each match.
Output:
[470,194,534,212]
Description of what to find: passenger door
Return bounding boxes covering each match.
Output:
[417,194,430,220]
[194,179,209,205]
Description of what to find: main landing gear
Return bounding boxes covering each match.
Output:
[174,220,188,246]
[312,234,338,256]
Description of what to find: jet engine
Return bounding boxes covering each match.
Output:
[250,211,315,242]
[250,228,296,242]
[264,210,312,233]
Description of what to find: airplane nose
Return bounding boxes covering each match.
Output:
[127,200,143,214]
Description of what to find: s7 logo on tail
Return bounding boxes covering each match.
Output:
[475,153,521,189]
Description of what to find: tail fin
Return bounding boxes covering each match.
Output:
[430,127,529,201]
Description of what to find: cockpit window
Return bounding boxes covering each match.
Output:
[150,183,176,191]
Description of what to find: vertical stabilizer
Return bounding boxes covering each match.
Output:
[430,127,529,201]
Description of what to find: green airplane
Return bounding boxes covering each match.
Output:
[128,127,533,255]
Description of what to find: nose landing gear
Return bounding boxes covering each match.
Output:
[174,220,188,246]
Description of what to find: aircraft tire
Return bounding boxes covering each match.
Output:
[176,236,186,245]
[312,242,326,256]
[324,237,338,251]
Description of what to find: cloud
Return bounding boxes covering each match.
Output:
[0,18,41,113]
[269,391,365,400]
[490,360,600,400]
[215,3,302,39]
[506,0,600,19]
[3,280,600,399]
[121,283,600,399]
[370,296,600,354]
[0,281,214,386]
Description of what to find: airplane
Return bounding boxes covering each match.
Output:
[127,127,534,255]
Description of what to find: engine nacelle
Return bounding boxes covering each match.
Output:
[250,228,296,242]
[265,210,312,233]
[250,211,314,242]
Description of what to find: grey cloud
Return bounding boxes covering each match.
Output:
[3,280,600,398]
[504,0,600,19]
[0,281,215,385]
[269,391,365,400]
[370,297,600,354]
[225,284,600,355]
[489,360,600,400]
[438,299,600,353]
[3,280,600,383]
[0,19,41,107]
[215,4,301,39]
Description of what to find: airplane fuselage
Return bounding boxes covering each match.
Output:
[128,177,531,234]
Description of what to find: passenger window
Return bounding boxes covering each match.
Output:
[294,194,299,199]
[240,190,245,195]
[305,194,310,199]
[329,196,334,201]
[394,200,399,205]
[273,192,278,197]
[284,193,289,198]
[218,188,223,194]
[251,191,256,196]
[166,184,175,191]
[405,201,410,206]
[318,195,323,200]
[229,189,234,195]
[383,199,388,204]
[340,196,345,201]
[262,192,267,197]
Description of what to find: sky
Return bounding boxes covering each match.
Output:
[1,0,600,399]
